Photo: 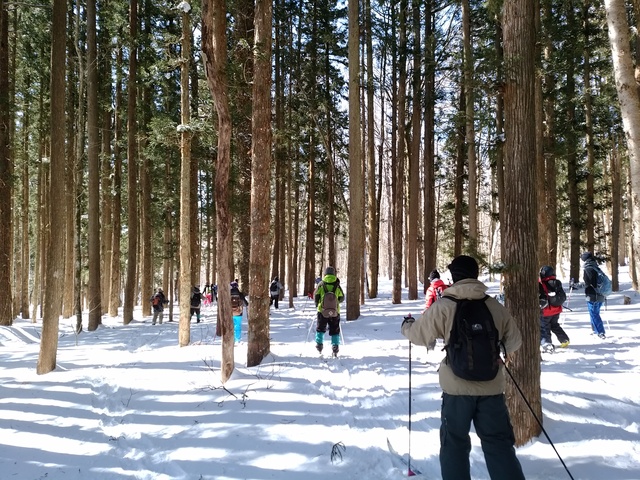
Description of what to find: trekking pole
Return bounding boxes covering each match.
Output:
[407,315,417,477]
[502,359,575,480]
[305,315,316,342]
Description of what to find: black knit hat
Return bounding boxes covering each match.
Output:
[581,251,594,262]
[429,269,440,281]
[447,255,479,283]
[324,266,335,276]
[539,265,555,278]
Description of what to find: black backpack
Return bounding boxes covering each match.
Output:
[545,279,566,307]
[445,296,501,382]
[321,283,339,318]
[270,281,279,294]
[191,290,201,307]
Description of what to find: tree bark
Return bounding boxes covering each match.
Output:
[202,0,235,382]
[179,5,192,347]
[502,0,542,446]
[109,47,123,317]
[604,0,640,287]
[407,0,420,301]
[346,0,363,319]
[123,0,139,325]
[87,0,101,331]
[38,0,66,374]
[247,0,273,367]
[0,0,12,326]
[462,0,478,250]
[365,0,379,299]
[392,0,406,305]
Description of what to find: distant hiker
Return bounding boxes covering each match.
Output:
[230,281,249,343]
[314,266,345,356]
[269,276,283,309]
[212,284,218,302]
[539,265,570,353]
[202,283,212,306]
[190,285,202,323]
[150,287,168,325]
[425,269,448,310]
[401,255,526,480]
[581,251,608,339]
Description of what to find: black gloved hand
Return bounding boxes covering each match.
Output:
[402,314,415,327]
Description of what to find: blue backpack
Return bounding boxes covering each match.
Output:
[594,268,612,297]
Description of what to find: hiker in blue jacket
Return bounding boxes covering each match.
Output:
[314,266,344,355]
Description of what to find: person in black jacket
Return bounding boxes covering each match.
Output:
[150,288,168,325]
[581,252,606,339]
[190,285,202,323]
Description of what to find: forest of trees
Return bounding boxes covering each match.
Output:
[1,0,640,444]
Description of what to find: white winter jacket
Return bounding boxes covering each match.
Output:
[402,278,522,396]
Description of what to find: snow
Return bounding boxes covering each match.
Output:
[1,268,640,480]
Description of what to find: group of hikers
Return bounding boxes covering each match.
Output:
[147,251,611,479]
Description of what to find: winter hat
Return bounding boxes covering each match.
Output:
[539,265,555,278]
[447,255,479,283]
[157,287,163,293]
[581,251,594,262]
[324,266,336,276]
[274,276,279,282]
[429,269,440,281]
[230,281,239,288]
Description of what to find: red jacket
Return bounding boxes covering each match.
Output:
[539,276,562,317]
[425,279,448,310]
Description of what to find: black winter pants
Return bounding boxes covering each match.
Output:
[316,312,340,336]
[439,393,525,480]
[540,313,569,345]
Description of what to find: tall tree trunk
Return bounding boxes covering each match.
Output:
[542,0,558,267]
[32,87,46,321]
[566,2,581,283]
[247,0,273,366]
[20,102,30,320]
[38,0,67,374]
[494,15,506,264]
[610,139,620,290]
[462,0,478,250]
[392,0,406,304]
[534,1,548,266]
[407,0,420,301]
[583,2,595,252]
[502,0,542,445]
[203,0,235,382]
[0,0,12,326]
[87,0,101,331]
[123,0,139,325]
[423,1,436,289]
[109,47,123,317]
[454,85,465,256]
[346,0,363,319]
[365,0,379,299]
[604,0,640,287]
[179,5,193,347]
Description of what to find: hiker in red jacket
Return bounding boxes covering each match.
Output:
[425,269,448,310]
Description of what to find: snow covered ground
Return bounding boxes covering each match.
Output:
[1,269,639,480]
